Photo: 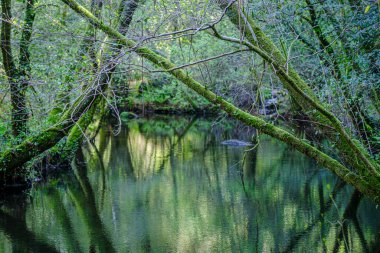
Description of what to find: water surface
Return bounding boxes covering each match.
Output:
[1,116,380,252]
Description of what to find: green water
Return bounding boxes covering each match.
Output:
[0,116,379,252]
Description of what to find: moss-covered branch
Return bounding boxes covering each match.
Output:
[0,82,102,183]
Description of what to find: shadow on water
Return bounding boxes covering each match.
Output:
[1,116,380,252]
[44,187,82,253]
[69,150,116,253]
[0,196,59,253]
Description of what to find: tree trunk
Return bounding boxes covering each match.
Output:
[1,0,36,138]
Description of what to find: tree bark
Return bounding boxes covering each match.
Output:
[1,0,36,137]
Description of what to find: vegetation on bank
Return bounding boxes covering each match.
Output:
[0,0,379,200]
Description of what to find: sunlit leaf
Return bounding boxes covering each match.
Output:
[365,5,371,13]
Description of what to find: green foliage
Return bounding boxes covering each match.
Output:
[124,75,210,111]
[46,108,63,125]
[0,120,7,136]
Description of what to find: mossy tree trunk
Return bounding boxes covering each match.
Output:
[1,0,36,138]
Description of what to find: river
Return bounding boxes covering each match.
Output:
[0,116,379,252]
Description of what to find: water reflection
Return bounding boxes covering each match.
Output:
[1,116,380,252]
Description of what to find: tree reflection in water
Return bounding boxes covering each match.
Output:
[0,116,380,252]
